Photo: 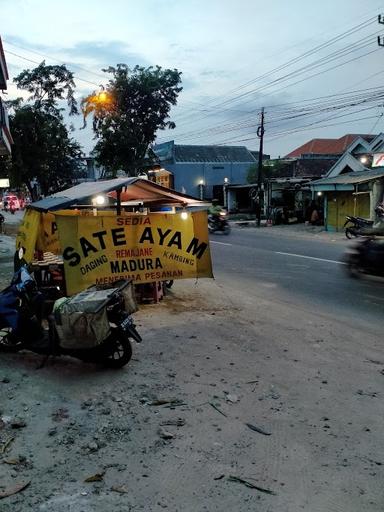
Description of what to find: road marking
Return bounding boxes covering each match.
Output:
[210,241,232,246]
[275,251,346,265]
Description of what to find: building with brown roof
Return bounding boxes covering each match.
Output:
[310,133,384,231]
[285,134,376,159]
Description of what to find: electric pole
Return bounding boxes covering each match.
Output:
[256,107,265,227]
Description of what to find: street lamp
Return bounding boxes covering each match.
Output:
[94,194,106,205]
[198,179,205,200]
[98,91,108,103]
[223,177,229,208]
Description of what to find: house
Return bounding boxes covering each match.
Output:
[310,133,384,231]
[256,134,378,223]
[153,140,257,202]
[263,158,332,222]
[0,36,13,156]
[285,134,377,160]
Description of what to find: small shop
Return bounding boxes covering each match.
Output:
[310,170,384,231]
[266,178,313,224]
[16,177,213,301]
[226,179,313,223]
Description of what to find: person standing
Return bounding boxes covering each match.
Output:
[9,199,15,215]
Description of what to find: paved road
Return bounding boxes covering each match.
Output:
[210,227,384,336]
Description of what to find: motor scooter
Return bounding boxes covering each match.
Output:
[0,266,141,368]
[208,211,231,235]
[344,215,373,239]
[345,236,384,279]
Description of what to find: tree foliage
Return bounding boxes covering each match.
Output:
[14,61,78,115]
[3,104,83,197]
[0,62,84,197]
[246,160,286,184]
[82,64,182,176]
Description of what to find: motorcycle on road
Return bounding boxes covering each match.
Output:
[208,211,231,235]
[345,236,384,279]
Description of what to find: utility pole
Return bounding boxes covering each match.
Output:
[256,107,265,227]
[378,14,384,46]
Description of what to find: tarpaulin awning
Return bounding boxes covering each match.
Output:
[107,178,203,206]
[29,178,205,212]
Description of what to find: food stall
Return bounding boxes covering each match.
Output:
[16,177,213,301]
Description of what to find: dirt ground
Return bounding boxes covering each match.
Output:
[0,223,383,511]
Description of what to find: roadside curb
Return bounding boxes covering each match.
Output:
[229,221,348,244]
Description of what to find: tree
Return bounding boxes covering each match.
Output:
[0,62,84,197]
[82,64,182,176]
[14,61,78,115]
[4,103,83,197]
[246,160,286,184]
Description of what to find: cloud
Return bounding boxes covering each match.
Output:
[65,40,151,69]
[199,70,233,80]
[3,35,152,85]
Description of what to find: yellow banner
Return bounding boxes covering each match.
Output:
[36,212,61,254]
[56,211,213,295]
[15,209,41,261]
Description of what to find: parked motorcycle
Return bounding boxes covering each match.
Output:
[344,215,373,239]
[0,266,142,368]
[345,236,384,279]
[208,211,231,235]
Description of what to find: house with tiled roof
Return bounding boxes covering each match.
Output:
[281,134,377,181]
[310,133,384,231]
[0,36,13,156]
[285,134,376,159]
[254,134,378,224]
[153,140,259,201]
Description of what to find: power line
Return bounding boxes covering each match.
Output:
[160,43,381,145]
[3,39,107,81]
[4,49,102,88]
[369,112,384,133]
[161,83,384,144]
[187,33,380,119]
[170,17,378,127]
[214,114,379,146]
[212,20,378,109]
[165,90,384,146]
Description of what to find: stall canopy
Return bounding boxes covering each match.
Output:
[29,177,206,212]
[18,178,213,295]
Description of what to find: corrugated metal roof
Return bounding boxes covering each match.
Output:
[29,177,203,212]
[311,168,384,186]
[174,145,256,163]
[30,178,139,211]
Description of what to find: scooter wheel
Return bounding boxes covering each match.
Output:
[0,328,24,353]
[103,335,132,369]
[224,225,231,235]
[345,228,353,239]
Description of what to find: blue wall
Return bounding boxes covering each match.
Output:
[166,162,253,198]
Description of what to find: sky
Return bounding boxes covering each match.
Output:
[2,0,384,158]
